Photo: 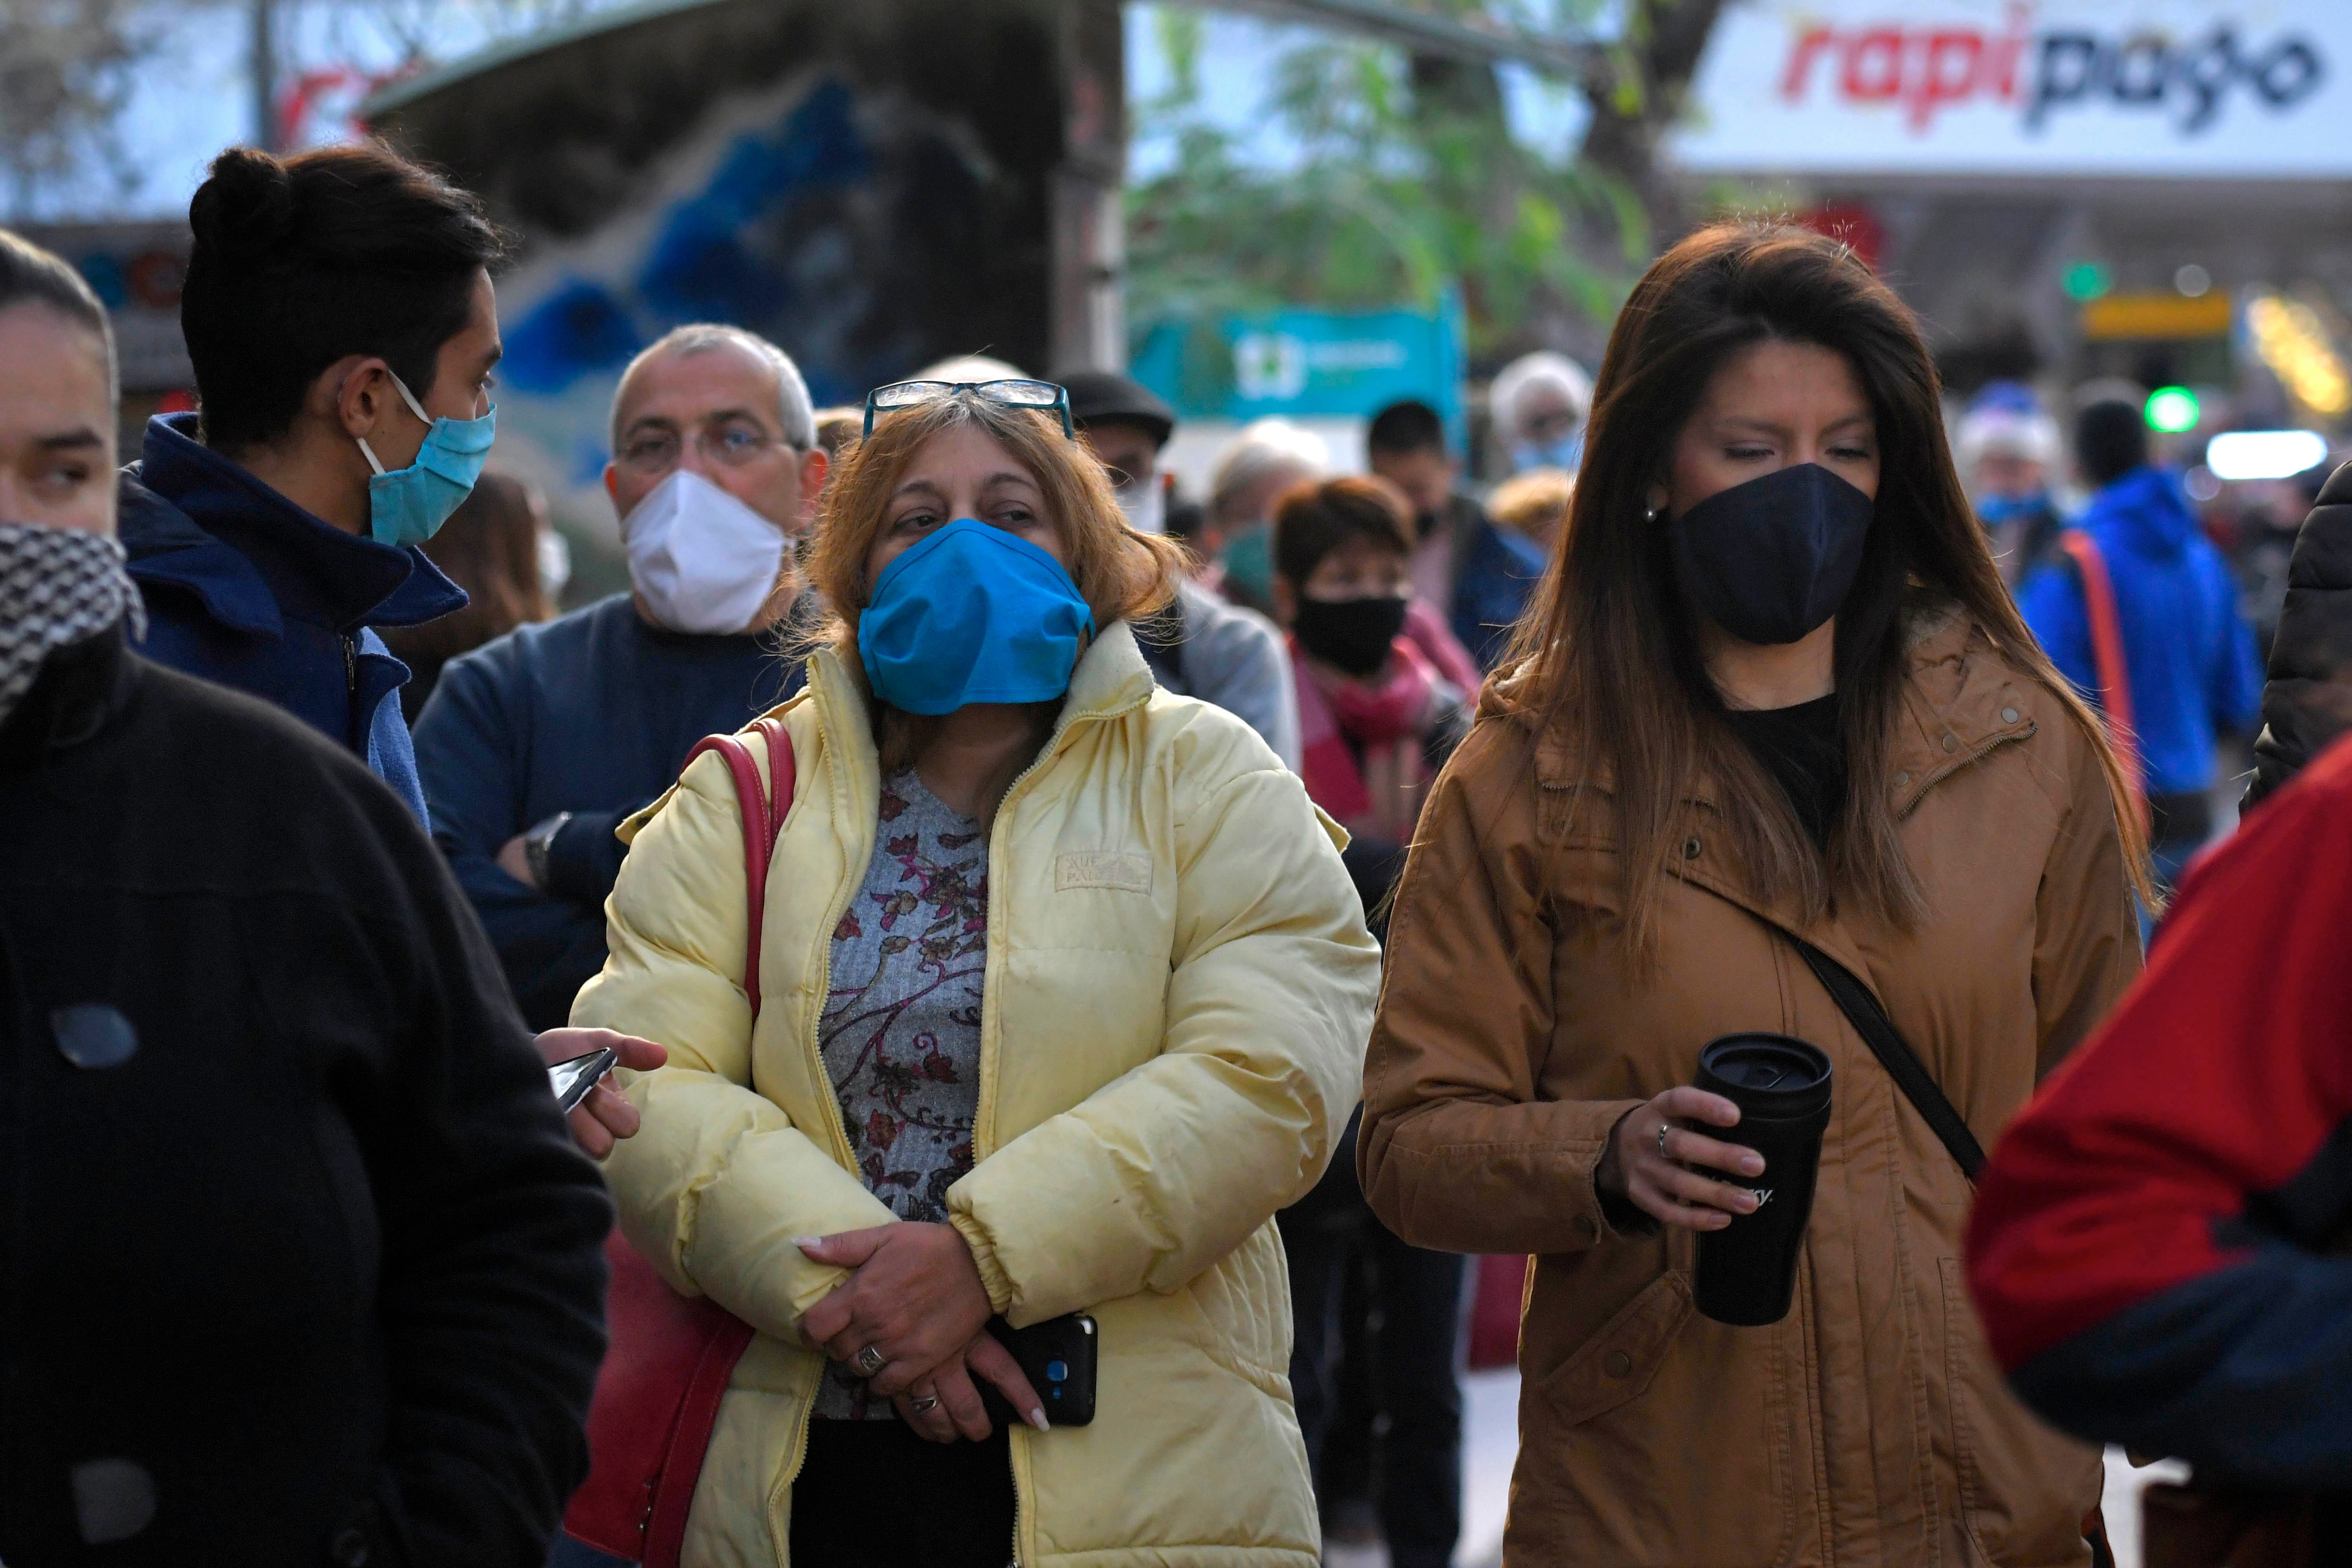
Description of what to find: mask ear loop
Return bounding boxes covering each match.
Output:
[354,370,440,477]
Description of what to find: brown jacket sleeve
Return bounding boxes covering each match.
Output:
[1357,720,1643,1255]
[2030,712,2145,1082]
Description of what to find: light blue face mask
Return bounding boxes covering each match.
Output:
[858,518,1096,716]
[1218,523,1276,606]
[1510,430,1584,475]
[357,372,495,550]
[1976,491,2049,529]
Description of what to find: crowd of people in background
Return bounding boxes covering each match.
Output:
[6,131,2352,1568]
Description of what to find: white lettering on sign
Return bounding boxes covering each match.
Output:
[1305,340,1410,373]
[1671,0,2352,179]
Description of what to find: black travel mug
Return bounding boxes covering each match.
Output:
[1689,1034,1833,1327]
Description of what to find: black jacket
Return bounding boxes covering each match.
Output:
[0,626,611,1565]
[2247,460,2352,808]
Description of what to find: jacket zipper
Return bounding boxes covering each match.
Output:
[778,711,1054,1565]
[783,698,857,1536]
[342,634,358,697]
[984,726,1069,1568]
[782,673,1150,1568]
[1896,724,2032,819]
[981,693,1147,1568]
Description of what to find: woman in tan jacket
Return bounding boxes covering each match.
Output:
[1359,223,2149,1567]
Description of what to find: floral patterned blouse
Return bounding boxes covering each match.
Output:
[813,767,989,1419]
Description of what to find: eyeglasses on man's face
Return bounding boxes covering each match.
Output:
[616,416,790,477]
[862,379,1075,439]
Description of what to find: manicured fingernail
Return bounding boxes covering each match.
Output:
[792,1236,820,1250]
[1028,1408,1050,1432]
[1743,1156,1765,1175]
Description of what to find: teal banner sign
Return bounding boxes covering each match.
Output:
[1130,292,1466,446]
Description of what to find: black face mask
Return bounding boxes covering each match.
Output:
[1293,593,1409,678]
[1668,462,1874,646]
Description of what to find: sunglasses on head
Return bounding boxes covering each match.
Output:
[862,379,1076,439]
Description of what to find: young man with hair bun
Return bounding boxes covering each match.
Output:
[125,142,666,1154]
[121,141,503,826]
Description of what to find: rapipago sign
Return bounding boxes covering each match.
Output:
[1670,0,2352,178]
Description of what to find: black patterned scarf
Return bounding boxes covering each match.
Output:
[0,522,143,729]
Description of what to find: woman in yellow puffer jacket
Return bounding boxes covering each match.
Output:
[573,382,1382,1568]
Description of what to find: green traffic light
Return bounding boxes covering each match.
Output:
[2062,261,2113,302]
[2145,386,2201,434]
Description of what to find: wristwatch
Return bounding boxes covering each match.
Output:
[522,811,573,890]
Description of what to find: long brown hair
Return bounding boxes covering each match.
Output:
[1503,221,2152,952]
[805,391,1186,787]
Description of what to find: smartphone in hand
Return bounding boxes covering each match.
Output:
[548,1047,619,1114]
[979,1313,1097,1428]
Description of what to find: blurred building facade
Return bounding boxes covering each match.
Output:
[360,0,1125,545]
[1671,0,2352,443]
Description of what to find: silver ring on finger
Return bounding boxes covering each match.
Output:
[1657,1121,1673,1162]
[856,1344,887,1377]
[909,1393,940,1414]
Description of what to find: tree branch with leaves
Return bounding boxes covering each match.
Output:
[1124,0,1724,366]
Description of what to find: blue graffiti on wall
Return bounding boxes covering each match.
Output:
[499,78,874,412]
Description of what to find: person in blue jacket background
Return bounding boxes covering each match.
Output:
[119,141,502,828]
[1367,398,1545,673]
[2018,394,2263,888]
[413,325,825,1031]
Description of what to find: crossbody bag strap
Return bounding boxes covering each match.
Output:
[2060,529,2149,831]
[681,716,797,1019]
[1788,935,1985,1181]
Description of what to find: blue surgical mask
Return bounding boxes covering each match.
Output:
[1976,491,2048,529]
[1510,430,1584,475]
[858,518,1095,715]
[356,372,495,549]
[1218,523,1276,606]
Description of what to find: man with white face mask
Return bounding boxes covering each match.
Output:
[1060,367,1301,770]
[413,323,826,1028]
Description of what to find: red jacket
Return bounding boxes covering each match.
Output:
[1966,732,2352,1487]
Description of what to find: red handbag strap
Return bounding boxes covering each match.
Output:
[643,1312,758,1563]
[681,716,797,1017]
[2059,531,2149,829]
[631,716,795,1567]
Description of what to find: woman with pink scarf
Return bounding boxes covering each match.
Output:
[1266,474,1474,1568]
[1271,477,1476,863]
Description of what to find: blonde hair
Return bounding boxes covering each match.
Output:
[807,392,1186,770]
[807,395,1186,804]
[1488,467,1574,541]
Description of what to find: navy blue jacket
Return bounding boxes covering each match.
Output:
[2017,465,2263,801]
[1441,494,1546,672]
[412,593,806,1030]
[120,414,467,826]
